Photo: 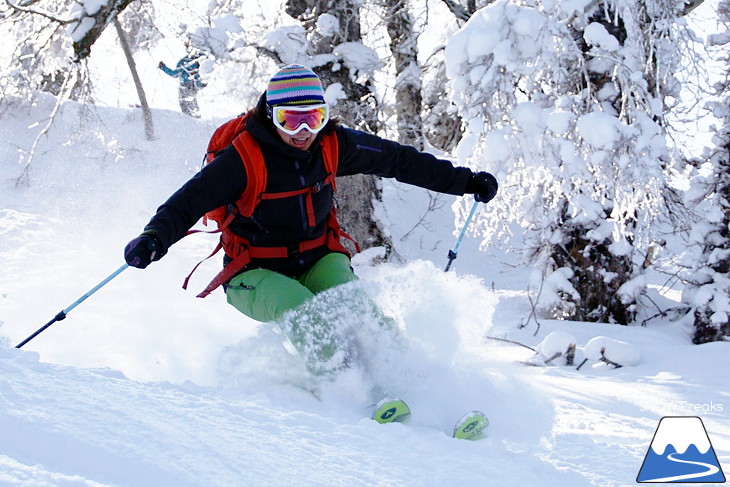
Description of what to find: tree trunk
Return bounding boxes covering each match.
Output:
[383,0,424,149]
[423,61,463,152]
[113,18,155,141]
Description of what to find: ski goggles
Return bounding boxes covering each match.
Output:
[270,104,330,135]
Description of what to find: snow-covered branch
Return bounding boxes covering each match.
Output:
[5,0,74,24]
[68,0,134,60]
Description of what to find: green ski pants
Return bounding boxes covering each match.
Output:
[225,252,358,322]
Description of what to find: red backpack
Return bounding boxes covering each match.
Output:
[183,111,358,297]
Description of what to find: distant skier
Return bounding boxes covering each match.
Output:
[158,46,206,118]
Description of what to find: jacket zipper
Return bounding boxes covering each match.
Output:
[356,143,383,153]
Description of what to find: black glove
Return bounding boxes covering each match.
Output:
[124,233,165,269]
[466,171,499,203]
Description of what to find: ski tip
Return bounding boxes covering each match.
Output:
[372,397,411,424]
[453,410,489,440]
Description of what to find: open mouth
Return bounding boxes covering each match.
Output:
[292,135,310,147]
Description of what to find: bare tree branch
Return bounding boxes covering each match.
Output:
[15,71,75,187]
[484,335,536,352]
[439,0,472,22]
[5,0,74,24]
[681,0,705,16]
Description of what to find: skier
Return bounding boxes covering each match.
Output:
[124,64,498,373]
[158,45,207,118]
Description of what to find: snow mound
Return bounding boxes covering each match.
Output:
[582,336,641,367]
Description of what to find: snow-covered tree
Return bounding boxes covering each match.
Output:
[682,0,730,343]
[444,0,688,325]
[1,0,160,175]
[1,0,98,184]
[0,0,88,104]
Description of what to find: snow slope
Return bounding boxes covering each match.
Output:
[0,97,728,486]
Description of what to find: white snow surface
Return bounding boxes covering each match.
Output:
[0,97,728,486]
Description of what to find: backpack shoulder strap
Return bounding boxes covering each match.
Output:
[320,131,339,190]
[235,130,337,213]
[231,130,267,218]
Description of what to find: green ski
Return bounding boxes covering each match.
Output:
[453,410,489,440]
[371,398,489,441]
[371,397,411,424]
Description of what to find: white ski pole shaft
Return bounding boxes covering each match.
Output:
[15,263,129,349]
[444,199,480,272]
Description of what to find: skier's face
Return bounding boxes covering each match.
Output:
[276,126,317,151]
[270,104,328,151]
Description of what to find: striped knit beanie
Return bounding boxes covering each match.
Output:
[266,64,325,106]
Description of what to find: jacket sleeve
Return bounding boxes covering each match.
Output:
[159,63,181,78]
[142,146,246,251]
[334,127,473,195]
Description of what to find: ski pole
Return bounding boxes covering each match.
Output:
[444,199,480,272]
[15,263,130,349]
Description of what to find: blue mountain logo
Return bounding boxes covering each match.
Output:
[637,416,726,483]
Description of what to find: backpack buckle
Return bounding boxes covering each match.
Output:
[312,180,327,193]
[287,243,300,257]
[236,242,249,257]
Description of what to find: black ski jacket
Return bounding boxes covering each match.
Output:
[143,114,474,277]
